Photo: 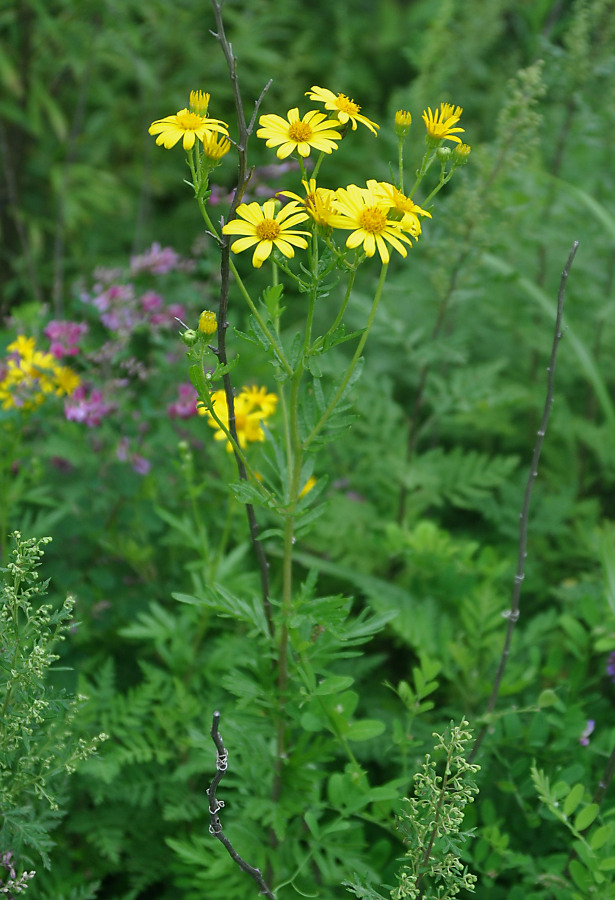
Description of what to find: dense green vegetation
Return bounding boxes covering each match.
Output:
[2,1,615,898]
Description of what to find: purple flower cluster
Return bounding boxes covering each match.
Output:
[579,719,595,746]
[117,436,151,475]
[83,281,186,335]
[167,382,198,419]
[44,320,89,358]
[65,385,115,427]
[130,241,195,276]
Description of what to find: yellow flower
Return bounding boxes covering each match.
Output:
[421,103,464,144]
[1,335,79,410]
[54,366,81,396]
[394,109,412,139]
[202,131,231,161]
[222,199,310,269]
[329,184,413,264]
[199,310,217,335]
[189,90,210,115]
[148,108,228,150]
[257,108,342,158]
[200,385,278,452]
[299,475,317,498]
[306,86,379,135]
[454,143,472,164]
[278,179,337,228]
[367,180,432,238]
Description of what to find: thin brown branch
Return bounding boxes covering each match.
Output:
[210,0,273,638]
[207,712,275,899]
[469,240,579,763]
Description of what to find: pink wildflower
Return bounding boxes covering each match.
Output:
[167,383,198,419]
[64,385,114,427]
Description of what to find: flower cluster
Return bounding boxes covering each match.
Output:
[44,320,89,358]
[225,179,431,266]
[199,386,278,452]
[0,336,80,411]
[148,90,229,151]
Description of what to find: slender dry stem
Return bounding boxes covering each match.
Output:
[469,240,579,762]
[210,0,273,638]
[207,712,275,899]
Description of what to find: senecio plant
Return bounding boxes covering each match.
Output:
[147,9,472,897]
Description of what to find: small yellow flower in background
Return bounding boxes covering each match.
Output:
[307,86,379,135]
[299,475,317,498]
[367,181,432,238]
[257,108,342,159]
[222,199,310,269]
[189,90,210,115]
[394,109,412,138]
[0,335,80,411]
[329,184,413,264]
[200,385,278,452]
[202,131,231,161]
[148,107,228,150]
[199,310,217,335]
[422,103,464,144]
[54,366,81,396]
[278,179,337,228]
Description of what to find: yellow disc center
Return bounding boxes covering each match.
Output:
[288,121,313,143]
[359,207,387,234]
[176,111,204,130]
[256,219,281,241]
[337,95,360,115]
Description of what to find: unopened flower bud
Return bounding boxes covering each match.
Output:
[454,143,472,165]
[181,329,199,347]
[199,310,217,335]
[436,146,452,163]
[394,109,412,138]
[189,90,210,115]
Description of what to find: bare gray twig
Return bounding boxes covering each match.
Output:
[469,240,579,762]
[210,0,274,638]
[207,711,275,899]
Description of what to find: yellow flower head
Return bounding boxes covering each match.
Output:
[148,108,228,150]
[394,109,412,138]
[1,335,80,410]
[202,131,231,161]
[329,184,413,264]
[307,86,379,135]
[189,90,210,115]
[257,108,342,159]
[278,179,337,228]
[421,103,464,144]
[222,199,310,269]
[199,310,217,335]
[200,385,278,452]
[367,180,432,238]
[454,143,472,164]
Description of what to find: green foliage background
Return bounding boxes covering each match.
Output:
[2,0,615,898]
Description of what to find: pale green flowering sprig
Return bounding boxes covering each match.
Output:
[393,719,480,899]
[346,720,479,900]
[1,533,108,870]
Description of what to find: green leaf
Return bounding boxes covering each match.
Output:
[346,719,385,742]
[537,688,560,708]
[590,824,612,851]
[563,783,585,818]
[574,803,599,832]
[313,675,355,695]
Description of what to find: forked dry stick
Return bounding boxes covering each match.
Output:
[469,240,579,763]
[207,711,275,898]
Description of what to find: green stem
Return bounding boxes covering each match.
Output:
[311,267,356,352]
[303,262,389,450]
[409,146,437,197]
[398,138,404,192]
